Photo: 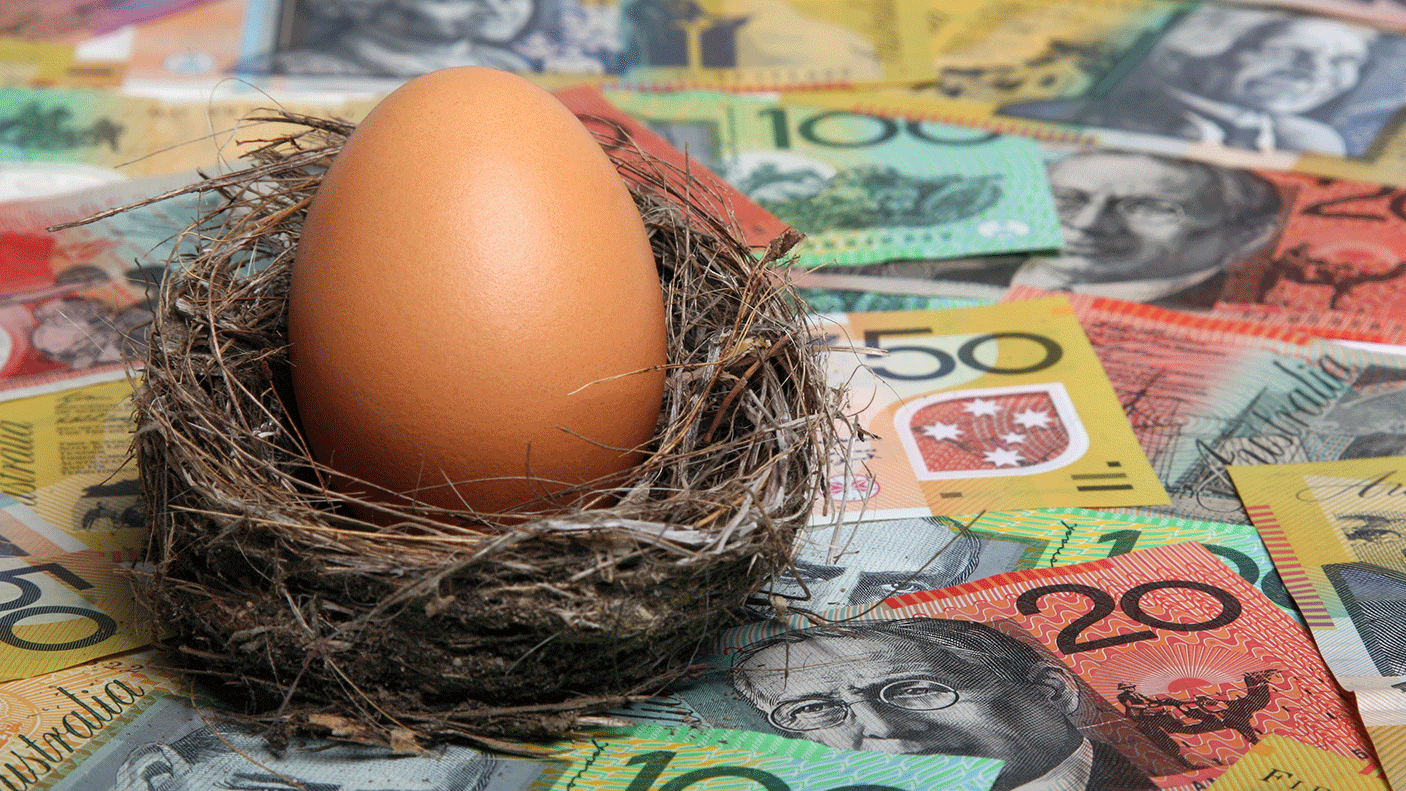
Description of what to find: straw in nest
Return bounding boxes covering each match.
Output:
[97,108,847,747]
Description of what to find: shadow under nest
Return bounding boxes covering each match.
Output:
[117,110,847,747]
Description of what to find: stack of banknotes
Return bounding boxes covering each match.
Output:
[8,0,1406,789]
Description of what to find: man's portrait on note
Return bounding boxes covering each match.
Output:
[270,0,623,77]
[727,617,1183,791]
[1002,8,1406,157]
[1325,511,1406,677]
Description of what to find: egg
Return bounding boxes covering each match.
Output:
[288,67,667,522]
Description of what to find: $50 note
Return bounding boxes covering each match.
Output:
[819,297,1167,519]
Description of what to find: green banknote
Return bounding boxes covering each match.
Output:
[541,727,1002,791]
[605,90,1062,266]
[767,508,1293,618]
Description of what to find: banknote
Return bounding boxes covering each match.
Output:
[921,0,1190,106]
[777,139,1300,310]
[795,288,987,315]
[616,0,931,88]
[763,508,1294,618]
[1229,457,1406,691]
[120,0,629,95]
[0,548,154,682]
[818,297,1167,519]
[792,268,1009,304]
[0,174,205,399]
[1212,303,1406,347]
[0,650,184,790]
[1,1,217,40]
[1354,688,1406,791]
[1204,734,1388,791]
[0,87,371,179]
[31,661,545,791]
[554,86,789,248]
[1221,0,1406,30]
[1216,173,1406,317]
[536,727,1002,791]
[788,0,1406,190]
[0,38,76,88]
[1000,286,1406,524]
[669,542,1378,791]
[999,5,1406,160]
[606,90,1063,266]
[0,380,146,557]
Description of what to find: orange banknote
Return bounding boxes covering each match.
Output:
[680,542,1377,791]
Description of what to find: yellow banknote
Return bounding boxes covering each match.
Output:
[0,651,183,789]
[1210,735,1387,791]
[0,87,368,179]
[1354,689,1406,791]
[923,0,1186,104]
[620,0,933,88]
[0,380,145,558]
[0,550,154,683]
[1230,458,1406,691]
[820,296,1167,518]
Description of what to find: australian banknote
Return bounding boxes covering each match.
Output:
[764,507,1293,619]
[1001,287,1406,524]
[1229,457,1406,690]
[1,0,216,40]
[0,86,370,178]
[788,1,1406,189]
[666,542,1378,791]
[1216,172,1406,318]
[1354,688,1406,791]
[1201,734,1388,791]
[535,727,1001,791]
[16,650,1001,791]
[0,380,146,557]
[1228,458,1406,789]
[605,90,1063,265]
[818,297,1167,520]
[1221,0,1406,31]
[0,175,204,399]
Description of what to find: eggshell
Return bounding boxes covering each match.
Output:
[288,67,667,521]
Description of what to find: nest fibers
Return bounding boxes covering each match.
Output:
[115,110,847,747]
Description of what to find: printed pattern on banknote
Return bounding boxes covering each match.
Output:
[1002,287,1406,524]
[818,297,1167,519]
[618,0,932,88]
[1218,173,1406,318]
[675,543,1377,791]
[533,728,1002,791]
[764,508,1294,620]
[606,90,1063,266]
[1230,458,1406,690]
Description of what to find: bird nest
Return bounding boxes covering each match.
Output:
[119,110,845,748]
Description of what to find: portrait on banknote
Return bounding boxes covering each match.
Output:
[758,517,1034,611]
[1003,7,1406,157]
[833,151,1288,310]
[726,617,1168,791]
[269,0,624,76]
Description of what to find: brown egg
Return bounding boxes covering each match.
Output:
[288,67,667,522]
